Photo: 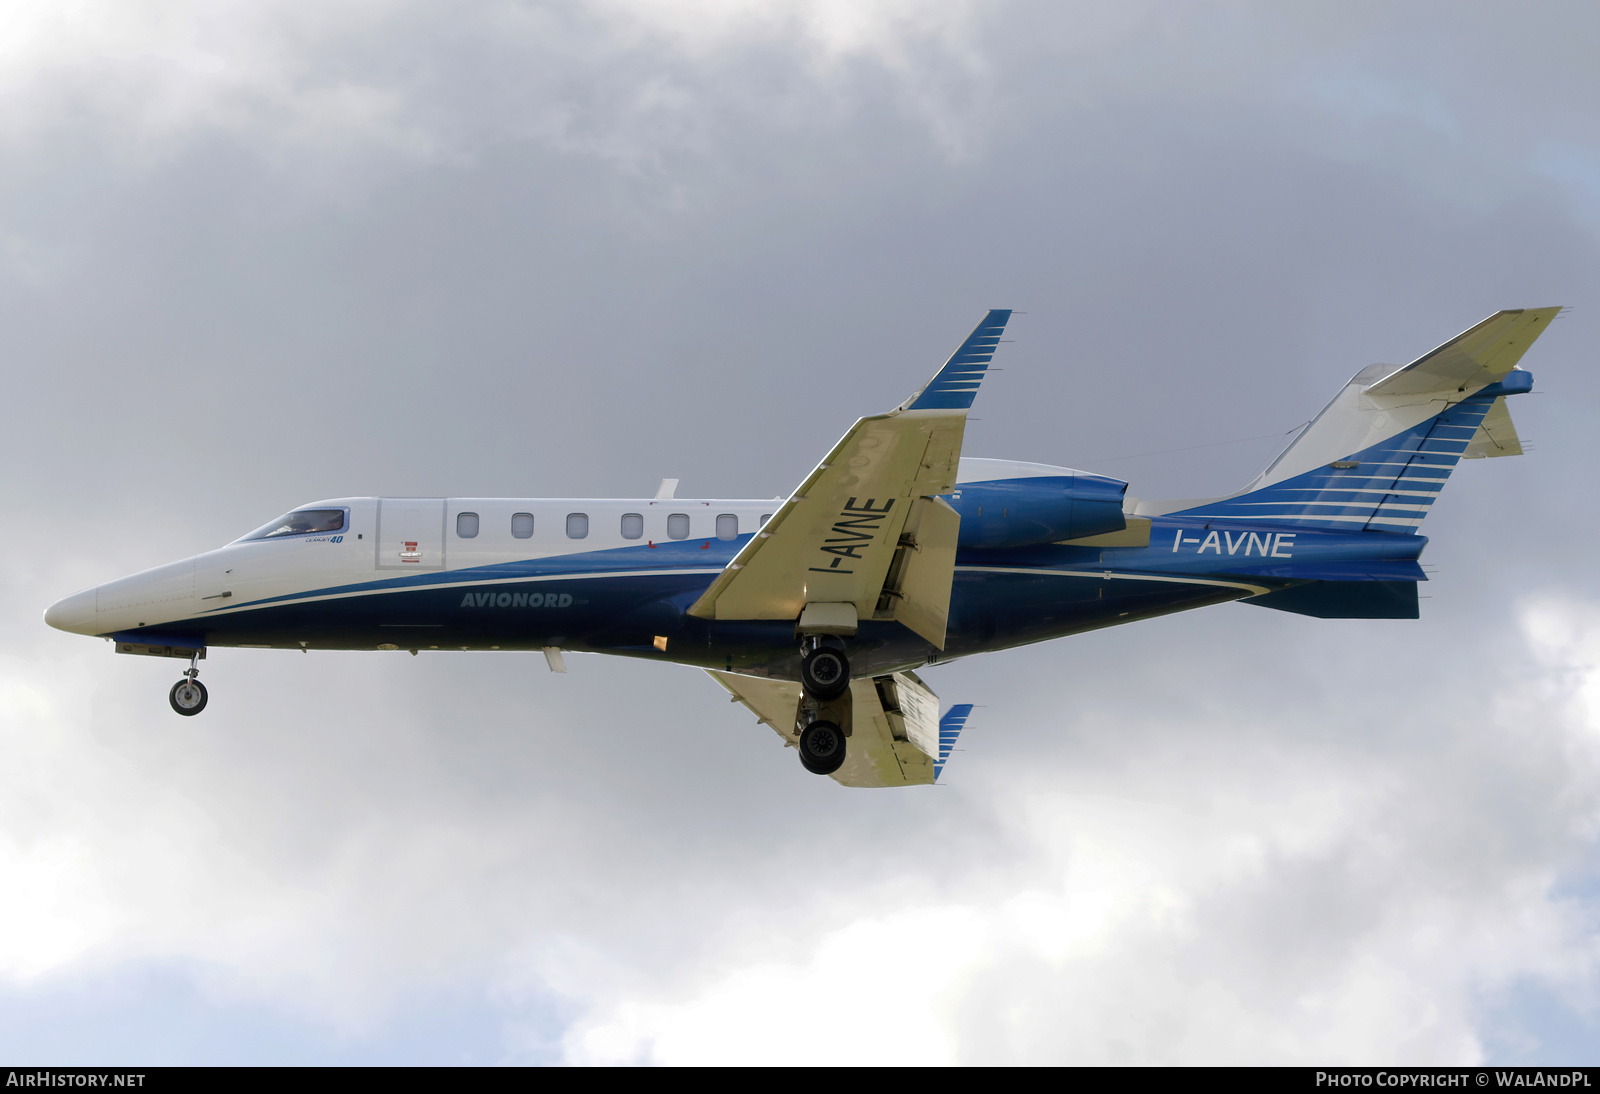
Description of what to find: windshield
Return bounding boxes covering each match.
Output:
[242,508,346,541]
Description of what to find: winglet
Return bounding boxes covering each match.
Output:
[901,309,1012,411]
[933,703,974,781]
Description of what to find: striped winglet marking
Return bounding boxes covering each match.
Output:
[906,310,1012,411]
[934,703,974,781]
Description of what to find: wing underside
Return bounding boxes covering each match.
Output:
[687,411,965,644]
[707,668,964,787]
[687,310,1011,648]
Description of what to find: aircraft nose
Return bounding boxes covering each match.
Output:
[44,589,99,635]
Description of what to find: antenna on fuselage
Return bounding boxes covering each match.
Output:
[655,478,679,500]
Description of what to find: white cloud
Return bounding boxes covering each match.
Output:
[0,0,1011,170]
[0,2,390,146]
[528,602,1600,1064]
[1523,598,1600,748]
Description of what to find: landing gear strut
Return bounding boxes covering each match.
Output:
[169,652,208,716]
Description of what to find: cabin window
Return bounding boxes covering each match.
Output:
[621,513,643,540]
[456,512,480,538]
[759,514,772,526]
[567,513,589,539]
[243,508,346,540]
[716,514,738,540]
[511,512,534,539]
[667,513,689,540]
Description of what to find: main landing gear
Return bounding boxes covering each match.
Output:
[796,637,851,776]
[798,720,846,775]
[800,643,850,701]
[169,651,208,717]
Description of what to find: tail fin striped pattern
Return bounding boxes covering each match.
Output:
[934,704,973,781]
[1172,391,1500,533]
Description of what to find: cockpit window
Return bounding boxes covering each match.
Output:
[243,508,346,541]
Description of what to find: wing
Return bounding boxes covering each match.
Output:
[707,669,972,788]
[687,310,1011,647]
[1365,307,1560,398]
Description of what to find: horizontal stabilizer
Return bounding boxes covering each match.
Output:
[1366,308,1558,397]
[1243,581,1418,619]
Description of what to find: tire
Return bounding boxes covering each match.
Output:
[798,720,846,776]
[800,646,849,701]
[169,679,208,716]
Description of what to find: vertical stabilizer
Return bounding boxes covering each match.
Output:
[1168,308,1555,532]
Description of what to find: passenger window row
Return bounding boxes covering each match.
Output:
[454,511,767,541]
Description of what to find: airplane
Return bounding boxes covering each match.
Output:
[44,307,1557,786]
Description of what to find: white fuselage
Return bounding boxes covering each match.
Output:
[46,496,781,638]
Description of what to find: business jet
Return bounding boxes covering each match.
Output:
[45,307,1555,786]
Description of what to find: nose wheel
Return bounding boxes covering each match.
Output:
[169,652,208,716]
[169,679,208,716]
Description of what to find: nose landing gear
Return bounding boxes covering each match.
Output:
[169,652,208,716]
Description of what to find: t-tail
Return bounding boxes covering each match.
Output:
[1165,308,1558,533]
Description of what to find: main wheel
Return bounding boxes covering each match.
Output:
[798,720,846,775]
[800,646,850,701]
[169,679,208,716]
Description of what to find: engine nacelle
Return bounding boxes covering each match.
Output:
[946,473,1128,549]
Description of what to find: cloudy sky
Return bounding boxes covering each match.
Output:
[3,0,1598,1065]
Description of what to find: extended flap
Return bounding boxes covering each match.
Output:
[875,495,960,648]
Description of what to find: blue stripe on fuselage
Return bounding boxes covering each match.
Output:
[209,535,751,614]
